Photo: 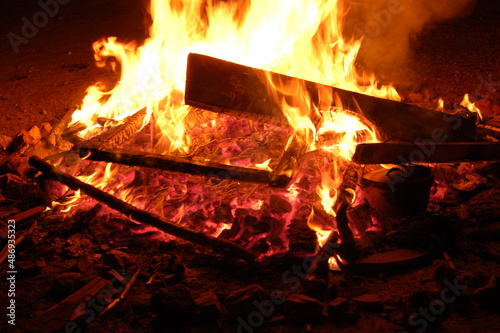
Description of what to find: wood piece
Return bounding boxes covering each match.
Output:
[29,156,254,262]
[335,203,359,263]
[269,135,308,186]
[352,142,500,164]
[25,276,111,333]
[0,233,26,266]
[284,294,325,321]
[79,108,147,149]
[345,249,435,273]
[9,205,47,222]
[185,53,476,142]
[100,269,140,316]
[303,231,339,296]
[78,147,290,187]
[0,131,33,168]
[47,108,75,148]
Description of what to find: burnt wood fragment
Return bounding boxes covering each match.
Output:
[29,156,255,262]
[284,294,325,322]
[269,135,308,186]
[352,294,384,313]
[185,53,476,142]
[47,108,75,148]
[25,276,111,333]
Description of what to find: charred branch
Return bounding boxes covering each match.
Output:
[78,147,290,187]
[29,156,255,262]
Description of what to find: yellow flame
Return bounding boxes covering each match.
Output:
[71,0,398,153]
[306,208,332,247]
[254,158,272,171]
[437,98,444,112]
[460,94,483,121]
[65,0,405,245]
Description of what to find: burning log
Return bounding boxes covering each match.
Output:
[28,156,254,262]
[78,147,290,187]
[79,108,147,149]
[352,142,500,164]
[185,53,476,142]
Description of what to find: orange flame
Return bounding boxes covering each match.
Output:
[63,0,405,248]
[460,94,483,121]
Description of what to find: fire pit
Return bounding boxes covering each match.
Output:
[1,0,500,332]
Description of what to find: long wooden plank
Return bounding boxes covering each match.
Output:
[352,142,500,164]
[185,53,476,142]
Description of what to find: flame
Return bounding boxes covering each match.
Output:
[61,0,407,254]
[70,0,397,152]
[460,94,483,121]
[306,208,331,247]
[255,158,272,171]
[437,98,444,112]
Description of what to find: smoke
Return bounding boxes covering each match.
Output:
[342,0,476,82]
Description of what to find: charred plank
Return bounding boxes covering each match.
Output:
[185,53,476,142]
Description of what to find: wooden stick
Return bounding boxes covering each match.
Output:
[100,269,140,316]
[352,142,500,164]
[29,156,254,262]
[185,53,476,142]
[78,147,290,187]
[9,205,47,222]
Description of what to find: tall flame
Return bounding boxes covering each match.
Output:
[66,0,403,247]
[71,0,398,153]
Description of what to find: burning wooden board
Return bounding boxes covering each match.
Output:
[185,53,476,142]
